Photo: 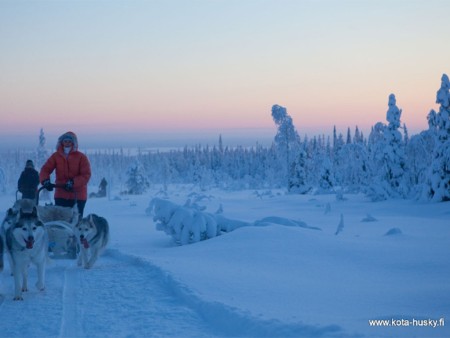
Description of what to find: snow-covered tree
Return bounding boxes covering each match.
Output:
[0,167,6,193]
[36,128,48,169]
[346,127,352,144]
[354,126,363,144]
[271,104,300,191]
[384,94,407,195]
[423,73,450,201]
[317,156,334,192]
[125,159,149,194]
[403,123,409,146]
[336,142,369,192]
[367,94,406,200]
[289,147,310,194]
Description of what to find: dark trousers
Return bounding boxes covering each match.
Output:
[54,198,87,219]
[21,189,37,200]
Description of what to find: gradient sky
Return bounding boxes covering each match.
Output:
[1,0,450,149]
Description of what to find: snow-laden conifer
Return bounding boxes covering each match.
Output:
[423,74,450,201]
[367,94,406,200]
[271,104,301,192]
[36,128,48,169]
[125,159,149,194]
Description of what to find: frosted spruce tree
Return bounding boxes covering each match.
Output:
[423,74,450,201]
[289,147,310,193]
[336,141,369,192]
[0,167,6,193]
[406,109,438,196]
[367,94,406,200]
[36,128,48,169]
[317,156,334,193]
[125,159,149,194]
[384,93,407,195]
[271,104,301,192]
[331,128,345,186]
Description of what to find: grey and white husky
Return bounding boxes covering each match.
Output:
[0,207,20,273]
[74,214,109,269]
[3,199,48,300]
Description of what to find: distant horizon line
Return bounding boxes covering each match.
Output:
[0,123,427,152]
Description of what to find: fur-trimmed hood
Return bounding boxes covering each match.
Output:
[56,131,78,151]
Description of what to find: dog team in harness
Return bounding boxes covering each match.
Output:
[0,131,110,300]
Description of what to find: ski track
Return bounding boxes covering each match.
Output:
[59,265,82,338]
[0,249,348,338]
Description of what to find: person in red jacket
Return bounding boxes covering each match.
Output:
[40,131,91,218]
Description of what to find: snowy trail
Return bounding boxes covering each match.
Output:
[0,250,215,338]
[0,248,349,338]
[71,250,215,338]
[59,266,82,338]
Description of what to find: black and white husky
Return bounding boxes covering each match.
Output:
[0,207,19,273]
[3,199,48,300]
[74,214,109,269]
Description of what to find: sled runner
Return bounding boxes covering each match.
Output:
[46,220,78,259]
[35,185,79,259]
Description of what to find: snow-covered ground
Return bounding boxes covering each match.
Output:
[1,186,449,338]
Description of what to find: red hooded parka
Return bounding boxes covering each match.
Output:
[39,131,91,200]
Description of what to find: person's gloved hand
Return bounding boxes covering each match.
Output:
[42,179,53,191]
[64,179,74,192]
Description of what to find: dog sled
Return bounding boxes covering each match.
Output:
[34,185,79,260]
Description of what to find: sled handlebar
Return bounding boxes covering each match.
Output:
[36,183,72,205]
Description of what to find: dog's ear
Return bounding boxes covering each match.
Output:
[88,214,95,229]
[7,208,17,217]
[32,206,38,218]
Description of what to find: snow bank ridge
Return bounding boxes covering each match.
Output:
[147,198,320,245]
[147,198,224,245]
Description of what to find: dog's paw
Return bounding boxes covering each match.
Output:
[21,287,28,292]
[13,296,24,301]
[36,282,45,291]
[84,263,92,269]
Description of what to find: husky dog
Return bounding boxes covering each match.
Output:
[5,199,48,300]
[74,214,109,269]
[0,207,20,273]
[0,227,3,271]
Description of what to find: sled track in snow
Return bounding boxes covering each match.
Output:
[105,249,350,338]
[59,265,82,338]
[57,249,214,338]
[0,249,350,338]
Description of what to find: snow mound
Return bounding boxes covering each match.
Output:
[253,190,275,199]
[254,216,321,231]
[361,214,378,222]
[148,198,324,245]
[214,214,252,232]
[384,227,403,236]
[148,198,221,245]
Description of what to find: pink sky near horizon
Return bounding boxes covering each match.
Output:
[1,0,449,148]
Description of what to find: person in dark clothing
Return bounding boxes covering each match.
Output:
[98,177,107,197]
[18,160,40,200]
